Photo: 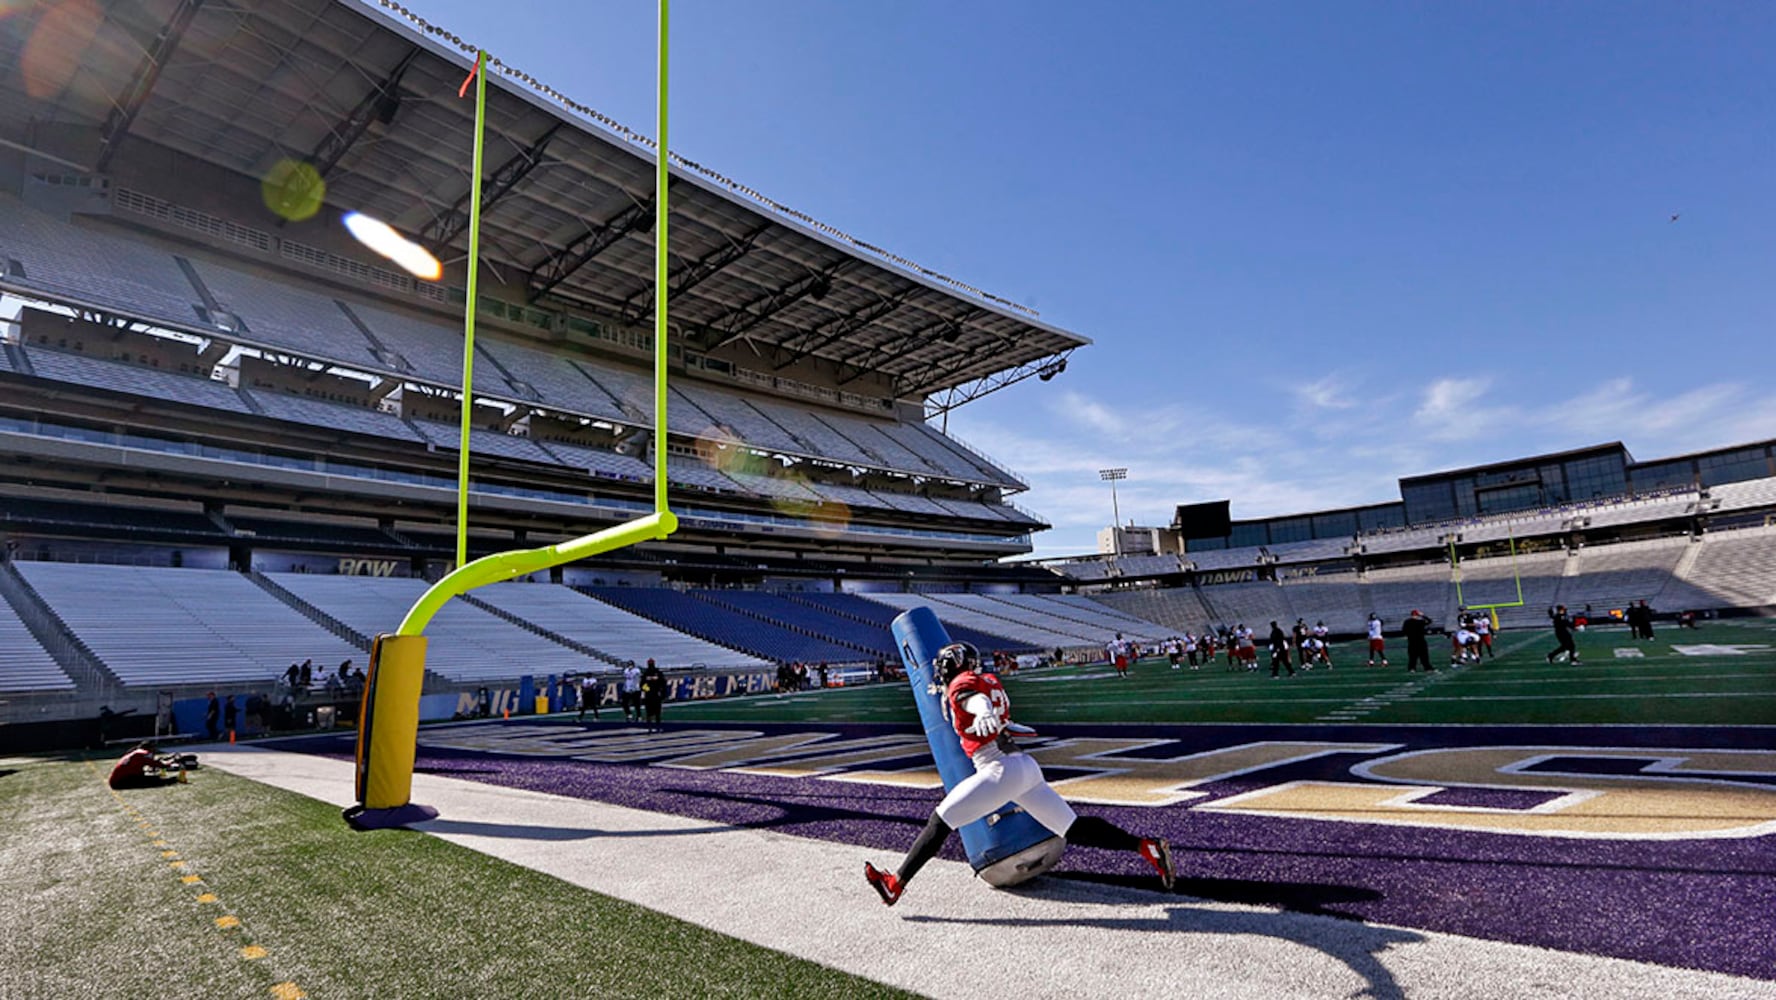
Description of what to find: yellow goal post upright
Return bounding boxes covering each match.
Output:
[346,7,678,830]
[1449,528,1525,633]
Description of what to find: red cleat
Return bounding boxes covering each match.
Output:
[1139,838,1175,891]
[864,862,904,906]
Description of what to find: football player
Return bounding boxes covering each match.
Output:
[1365,613,1389,667]
[864,642,1174,906]
[1473,612,1495,657]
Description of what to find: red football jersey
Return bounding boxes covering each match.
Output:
[108,748,155,787]
[946,670,1012,756]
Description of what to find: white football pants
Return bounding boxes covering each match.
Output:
[934,746,1076,836]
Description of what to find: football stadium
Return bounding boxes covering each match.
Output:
[2,2,1774,998]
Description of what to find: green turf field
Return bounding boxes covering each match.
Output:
[661,620,1776,728]
[0,755,910,1000]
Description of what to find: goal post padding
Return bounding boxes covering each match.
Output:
[891,606,1064,887]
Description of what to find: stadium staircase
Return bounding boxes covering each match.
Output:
[1192,583,1223,629]
[247,571,372,652]
[455,592,628,669]
[0,561,126,698]
[2,342,31,375]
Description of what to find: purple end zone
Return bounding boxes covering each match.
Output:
[273,721,1776,981]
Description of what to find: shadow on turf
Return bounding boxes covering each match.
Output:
[417,818,733,841]
[906,904,1421,1000]
[1045,870,1383,921]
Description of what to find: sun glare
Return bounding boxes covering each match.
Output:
[342,212,443,282]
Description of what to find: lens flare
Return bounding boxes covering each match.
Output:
[342,212,443,281]
[21,0,102,100]
[261,159,325,222]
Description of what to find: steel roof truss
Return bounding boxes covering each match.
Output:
[695,260,852,352]
[422,121,562,253]
[526,192,657,303]
[95,0,208,173]
[771,285,918,372]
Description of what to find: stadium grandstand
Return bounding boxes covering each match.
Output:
[1052,440,1776,636]
[0,0,1114,727]
[3,0,1775,740]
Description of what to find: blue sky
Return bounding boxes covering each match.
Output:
[397,1,1776,558]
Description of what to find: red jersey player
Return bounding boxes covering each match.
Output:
[864,642,1174,906]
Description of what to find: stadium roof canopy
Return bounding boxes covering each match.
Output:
[0,0,1089,410]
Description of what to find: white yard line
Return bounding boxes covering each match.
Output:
[203,745,1776,1000]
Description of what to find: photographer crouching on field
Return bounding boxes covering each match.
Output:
[107,742,198,789]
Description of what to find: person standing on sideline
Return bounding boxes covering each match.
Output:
[1268,621,1294,679]
[1366,613,1389,667]
[1402,611,1433,673]
[1635,599,1657,640]
[578,673,600,723]
[621,661,643,723]
[639,659,668,733]
[1547,605,1581,665]
[204,691,221,740]
[223,695,238,739]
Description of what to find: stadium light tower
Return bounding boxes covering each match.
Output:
[1099,467,1128,557]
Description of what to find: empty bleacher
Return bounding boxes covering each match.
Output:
[1194,581,1295,630]
[0,196,200,324]
[1276,574,1368,633]
[1554,537,1689,613]
[1679,528,1776,609]
[1266,538,1352,564]
[15,564,360,687]
[270,574,594,682]
[24,347,250,414]
[691,590,899,658]
[784,592,1020,653]
[1578,492,1701,528]
[984,593,1168,639]
[0,588,73,692]
[1709,477,1776,513]
[860,592,1092,650]
[1360,564,1454,624]
[244,389,422,443]
[674,383,804,455]
[1088,588,1215,634]
[1359,525,1451,555]
[1187,546,1265,571]
[471,583,769,670]
[2,199,1024,496]
[190,259,384,371]
[582,587,865,664]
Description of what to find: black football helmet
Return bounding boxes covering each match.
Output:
[933,641,981,682]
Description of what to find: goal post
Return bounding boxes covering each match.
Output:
[1451,529,1525,631]
[348,4,679,829]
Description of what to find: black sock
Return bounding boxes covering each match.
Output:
[1065,815,1143,853]
[897,812,953,884]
